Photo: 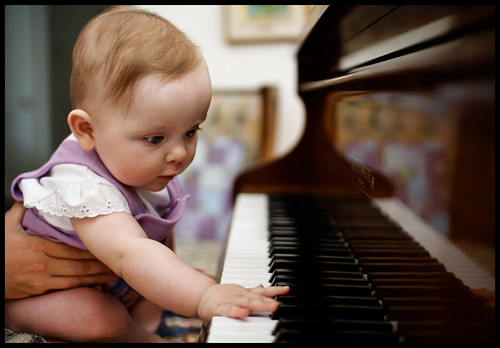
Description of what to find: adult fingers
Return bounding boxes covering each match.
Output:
[7,201,27,222]
[46,257,113,277]
[47,273,118,292]
[40,237,98,260]
[5,201,28,235]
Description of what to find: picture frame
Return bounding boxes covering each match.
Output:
[176,86,277,240]
[223,5,308,44]
[202,86,276,164]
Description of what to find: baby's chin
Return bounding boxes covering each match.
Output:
[140,179,172,192]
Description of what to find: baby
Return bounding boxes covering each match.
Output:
[5,6,288,343]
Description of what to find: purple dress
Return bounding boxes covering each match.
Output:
[11,138,189,307]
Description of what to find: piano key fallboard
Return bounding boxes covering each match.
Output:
[205,193,494,343]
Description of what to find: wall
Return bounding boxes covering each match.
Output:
[5,5,111,207]
[4,5,306,208]
[137,5,305,157]
[5,5,51,201]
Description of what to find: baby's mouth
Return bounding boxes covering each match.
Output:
[159,175,174,181]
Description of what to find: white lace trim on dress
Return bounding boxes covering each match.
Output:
[20,163,131,219]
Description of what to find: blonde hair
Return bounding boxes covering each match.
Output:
[70,6,202,110]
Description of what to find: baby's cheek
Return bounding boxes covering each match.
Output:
[113,162,152,186]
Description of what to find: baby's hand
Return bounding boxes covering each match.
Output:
[197,283,290,321]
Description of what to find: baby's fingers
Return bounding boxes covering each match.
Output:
[234,295,282,315]
[198,284,290,321]
[212,296,278,319]
[250,285,290,297]
[215,303,251,319]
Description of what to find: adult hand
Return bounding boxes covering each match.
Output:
[5,201,116,299]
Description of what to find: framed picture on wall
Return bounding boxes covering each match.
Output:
[202,86,276,164]
[223,5,309,44]
[176,86,277,240]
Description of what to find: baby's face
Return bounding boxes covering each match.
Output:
[91,61,212,191]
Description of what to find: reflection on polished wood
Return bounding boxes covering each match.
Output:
[207,5,495,343]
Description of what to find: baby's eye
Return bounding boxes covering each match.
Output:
[186,127,202,138]
[145,135,164,144]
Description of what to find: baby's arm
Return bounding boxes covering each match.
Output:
[71,212,289,321]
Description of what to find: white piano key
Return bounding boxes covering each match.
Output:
[220,275,270,283]
[221,281,271,288]
[221,267,269,273]
[373,197,495,292]
[207,316,277,343]
[221,257,267,266]
[207,194,277,343]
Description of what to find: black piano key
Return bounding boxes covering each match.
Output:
[269,239,347,247]
[270,235,345,242]
[383,296,495,342]
[269,228,341,238]
[272,318,401,343]
[270,275,368,286]
[274,317,397,334]
[357,256,441,263]
[386,305,493,322]
[265,193,494,344]
[373,285,472,298]
[276,295,382,307]
[268,246,353,257]
[273,327,400,343]
[269,269,365,282]
[337,222,402,230]
[381,295,484,307]
[274,283,375,297]
[397,320,495,343]
[272,303,387,321]
[269,259,362,273]
[269,240,348,248]
[268,221,333,230]
[268,254,356,265]
[343,231,414,241]
[359,262,447,273]
[269,236,344,245]
[349,239,422,247]
[268,231,341,240]
[351,248,431,257]
[369,277,464,287]
[367,271,458,280]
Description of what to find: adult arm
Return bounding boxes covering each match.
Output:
[5,201,116,299]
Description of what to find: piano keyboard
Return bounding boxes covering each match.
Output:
[206,193,495,343]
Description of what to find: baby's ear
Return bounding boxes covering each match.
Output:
[67,109,95,151]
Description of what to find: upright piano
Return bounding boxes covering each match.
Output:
[202,5,495,343]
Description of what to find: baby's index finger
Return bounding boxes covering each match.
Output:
[250,285,290,296]
[268,285,290,296]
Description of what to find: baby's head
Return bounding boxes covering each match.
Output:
[68,6,212,192]
[70,6,202,113]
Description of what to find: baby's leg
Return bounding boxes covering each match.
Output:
[5,287,166,342]
[129,297,164,333]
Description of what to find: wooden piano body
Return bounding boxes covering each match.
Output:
[204,5,495,343]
